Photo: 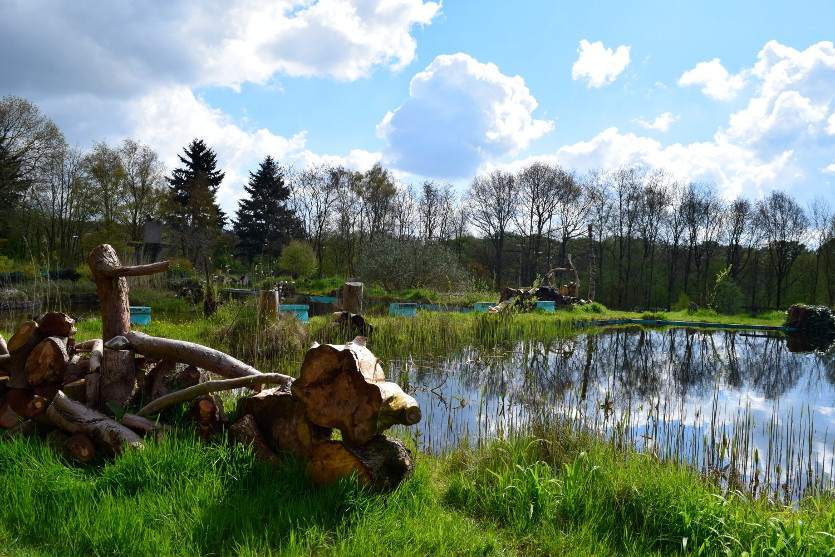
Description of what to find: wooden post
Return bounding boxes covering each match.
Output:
[87,244,169,412]
[259,289,280,318]
[343,282,363,314]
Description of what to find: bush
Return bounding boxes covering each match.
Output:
[710,266,744,315]
[355,238,471,292]
[278,240,317,280]
[580,301,606,314]
[672,292,691,312]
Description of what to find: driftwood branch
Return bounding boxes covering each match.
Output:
[94,261,170,278]
[136,373,293,417]
[106,331,278,380]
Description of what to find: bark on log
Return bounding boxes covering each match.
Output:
[146,362,203,401]
[229,414,279,464]
[45,390,144,455]
[307,435,414,492]
[6,321,43,389]
[6,388,49,418]
[136,373,292,417]
[38,312,77,337]
[62,378,86,404]
[1,419,36,439]
[342,282,363,314]
[100,348,136,412]
[0,397,20,428]
[292,342,421,446]
[121,413,171,439]
[106,331,279,380]
[191,394,226,441]
[241,388,332,456]
[85,372,100,408]
[64,355,90,384]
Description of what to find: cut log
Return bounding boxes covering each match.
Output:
[147,362,203,401]
[191,394,226,441]
[45,390,144,455]
[106,331,285,381]
[0,397,20,428]
[307,435,414,492]
[46,429,96,463]
[1,419,36,439]
[292,342,421,446]
[6,321,44,389]
[136,373,292,417]
[121,413,171,440]
[25,336,69,387]
[89,339,103,373]
[229,414,279,464]
[62,378,86,403]
[242,388,332,456]
[342,281,363,314]
[0,332,8,355]
[38,312,77,337]
[64,354,90,384]
[6,388,49,418]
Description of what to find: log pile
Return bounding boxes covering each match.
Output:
[0,243,419,491]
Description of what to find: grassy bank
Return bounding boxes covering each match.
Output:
[0,427,832,556]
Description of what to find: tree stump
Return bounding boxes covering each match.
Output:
[307,435,414,491]
[259,289,280,319]
[342,282,363,314]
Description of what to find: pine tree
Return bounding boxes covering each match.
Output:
[165,139,226,262]
[233,156,302,264]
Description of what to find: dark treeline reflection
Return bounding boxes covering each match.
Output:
[390,327,835,498]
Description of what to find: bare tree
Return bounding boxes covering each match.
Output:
[468,169,518,291]
[119,139,167,244]
[808,197,835,305]
[514,161,560,285]
[292,164,340,265]
[755,191,808,308]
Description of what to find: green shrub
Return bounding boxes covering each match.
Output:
[672,291,691,312]
[711,266,744,315]
[278,240,318,280]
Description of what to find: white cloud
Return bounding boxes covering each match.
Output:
[0,0,441,96]
[129,86,379,214]
[824,164,835,174]
[571,40,631,88]
[678,58,745,101]
[633,112,678,132]
[377,53,553,178]
[828,112,835,134]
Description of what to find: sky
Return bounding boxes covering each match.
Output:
[2,0,834,217]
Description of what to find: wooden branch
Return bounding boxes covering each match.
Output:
[121,413,171,440]
[85,372,100,408]
[45,390,144,455]
[136,373,292,417]
[107,331,285,380]
[88,340,103,373]
[94,260,170,278]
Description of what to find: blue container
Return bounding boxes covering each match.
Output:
[535,300,556,312]
[279,304,309,322]
[473,302,494,313]
[389,303,418,317]
[129,306,152,326]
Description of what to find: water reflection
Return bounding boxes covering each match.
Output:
[389,327,835,500]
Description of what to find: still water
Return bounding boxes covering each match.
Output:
[389,327,835,500]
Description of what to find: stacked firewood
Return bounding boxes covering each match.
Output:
[0,244,421,491]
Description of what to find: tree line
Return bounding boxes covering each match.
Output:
[2,94,834,311]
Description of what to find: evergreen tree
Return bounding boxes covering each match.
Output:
[233,155,302,264]
[165,139,226,263]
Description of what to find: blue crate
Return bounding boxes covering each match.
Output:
[535,300,556,312]
[473,302,494,313]
[280,304,309,322]
[129,306,152,326]
[389,303,418,317]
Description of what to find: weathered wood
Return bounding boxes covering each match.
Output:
[229,414,279,463]
[191,394,226,441]
[64,354,90,384]
[45,390,144,455]
[292,341,421,446]
[85,372,100,408]
[107,331,288,380]
[7,321,40,353]
[242,388,332,456]
[342,282,363,314]
[88,339,103,373]
[0,354,9,374]
[146,362,203,401]
[25,336,69,387]
[100,348,136,412]
[6,321,43,389]
[121,413,171,440]
[259,289,280,318]
[87,245,131,342]
[0,397,20,428]
[62,378,86,403]
[136,373,292,417]
[1,419,36,439]
[0,332,8,356]
[38,312,77,337]
[307,435,414,491]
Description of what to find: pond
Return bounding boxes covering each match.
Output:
[389,326,835,501]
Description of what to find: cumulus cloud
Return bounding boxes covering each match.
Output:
[129,86,379,213]
[678,58,746,100]
[571,40,631,88]
[377,53,553,178]
[0,0,440,96]
[633,112,678,132]
[824,164,835,174]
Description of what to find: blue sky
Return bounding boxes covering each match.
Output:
[1,0,834,215]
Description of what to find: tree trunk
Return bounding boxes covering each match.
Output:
[101,348,136,412]
[259,289,280,318]
[307,435,414,492]
[291,341,420,446]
